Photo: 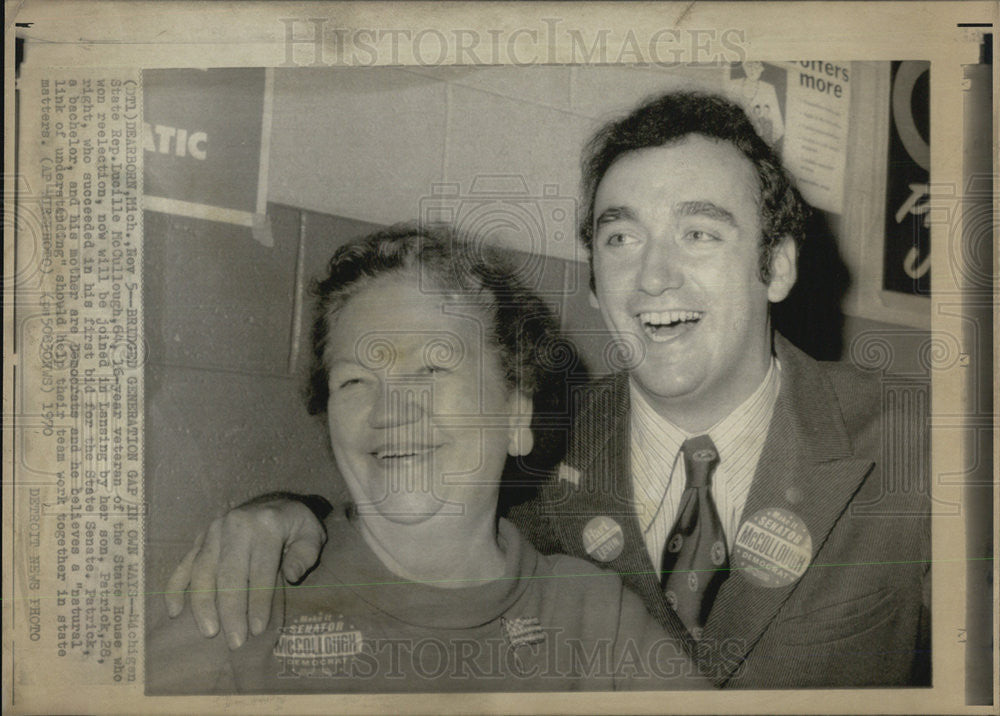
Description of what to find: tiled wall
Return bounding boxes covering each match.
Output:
[267,65,725,261]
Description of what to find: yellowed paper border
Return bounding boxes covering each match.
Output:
[4,2,997,714]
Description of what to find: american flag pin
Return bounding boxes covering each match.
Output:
[501,616,545,649]
[501,616,545,675]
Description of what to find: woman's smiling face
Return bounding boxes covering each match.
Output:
[324,272,529,525]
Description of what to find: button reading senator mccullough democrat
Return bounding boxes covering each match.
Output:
[732,507,813,588]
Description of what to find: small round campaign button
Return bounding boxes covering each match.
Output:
[581,516,625,562]
[732,507,812,588]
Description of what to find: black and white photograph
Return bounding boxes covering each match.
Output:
[4,2,995,714]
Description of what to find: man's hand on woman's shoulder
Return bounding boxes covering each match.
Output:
[164,492,329,649]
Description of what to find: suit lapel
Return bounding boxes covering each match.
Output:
[699,336,875,686]
[550,374,692,646]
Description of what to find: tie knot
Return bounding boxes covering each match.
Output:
[681,435,719,488]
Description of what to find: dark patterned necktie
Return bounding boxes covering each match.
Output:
[660,435,728,640]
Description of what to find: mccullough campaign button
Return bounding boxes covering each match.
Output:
[732,507,813,588]
[581,516,625,562]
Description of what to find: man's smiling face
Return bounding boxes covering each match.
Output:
[590,134,795,431]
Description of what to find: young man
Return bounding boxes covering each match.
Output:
[167,91,930,689]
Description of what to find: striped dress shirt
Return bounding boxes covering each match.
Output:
[630,360,782,570]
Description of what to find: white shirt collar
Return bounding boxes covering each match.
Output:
[629,358,782,542]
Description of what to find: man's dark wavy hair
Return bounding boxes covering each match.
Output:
[579,91,809,288]
[304,222,572,480]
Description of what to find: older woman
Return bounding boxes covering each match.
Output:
[147,224,704,694]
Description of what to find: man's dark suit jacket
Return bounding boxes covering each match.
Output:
[508,334,931,688]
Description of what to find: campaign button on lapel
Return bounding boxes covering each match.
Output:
[581,516,625,562]
[732,507,813,588]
